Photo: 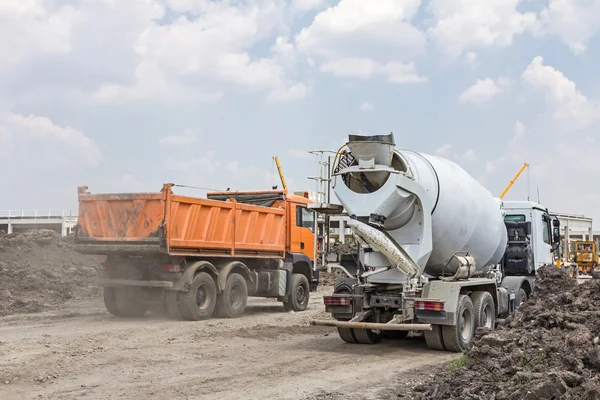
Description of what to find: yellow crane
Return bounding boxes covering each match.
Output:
[499,162,529,199]
[273,156,287,191]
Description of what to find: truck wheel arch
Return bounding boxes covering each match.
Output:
[216,261,254,292]
[182,261,219,292]
[286,253,313,297]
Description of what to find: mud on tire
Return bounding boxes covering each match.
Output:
[442,294,475,352]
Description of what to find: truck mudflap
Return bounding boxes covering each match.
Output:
[309,319,432,331]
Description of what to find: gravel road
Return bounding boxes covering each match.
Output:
[0,287,456,400]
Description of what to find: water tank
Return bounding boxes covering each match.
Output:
[334,134,508,278]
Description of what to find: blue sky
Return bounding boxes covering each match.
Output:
[1,0,600,223]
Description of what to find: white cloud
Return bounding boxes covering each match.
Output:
[0,111,101,166]
[288,149,312,159]
[426,0,537,59]
[360,102,373,112]
[160,129,199,146]
[0,0,73,65]
[320,58,427,83]
[521,56,600,130]
[534,0,600,55]
[459,78,507,104]
[291,0,327,12]
[435,144,452,156]
[296,0,426,82]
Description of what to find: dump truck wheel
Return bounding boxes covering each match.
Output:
[442,295,475,352]
[337,327,358,343]
[424,325,446,351]
[114,287,148,318]
[179,272,217,321]
[471,291,495,330]
[165,291,183,319]
[353,328,381,344]
[103,287,122,317]
[214,273,248,318]
[381,330,409,340]
[283,274,310,312]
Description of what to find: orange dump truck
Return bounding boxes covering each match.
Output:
[72,183,320,321]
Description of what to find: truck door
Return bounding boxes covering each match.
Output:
[293,204,316,262]
[534,212,554,268]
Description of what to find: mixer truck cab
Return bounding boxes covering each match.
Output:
[310,133,561,353]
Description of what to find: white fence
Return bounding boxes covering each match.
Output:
[0,209,75,220]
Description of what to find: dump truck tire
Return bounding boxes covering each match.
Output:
[114,287,148,318]
[442,295,475,352]
[165,291,183,319]
[283,274,310,312]
[471,291,495,330]
[179,272,217,321]
[424,325,446,351]
[353,328,381,344]
[103,287,122,317]
[214,273,248,318]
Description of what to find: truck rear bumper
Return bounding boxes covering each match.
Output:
[96,278,173,288]
[309,319,432,331]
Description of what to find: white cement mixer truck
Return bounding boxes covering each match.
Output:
[310,133,561,352]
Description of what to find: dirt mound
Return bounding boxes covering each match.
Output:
[329,242,357,255]
[0,229,104,316]
[411,266,600,400]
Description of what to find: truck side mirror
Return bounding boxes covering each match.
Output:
[552,219,560,227]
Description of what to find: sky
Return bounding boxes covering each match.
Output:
[0,0,599,224]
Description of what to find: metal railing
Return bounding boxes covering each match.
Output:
[0,209,75,220]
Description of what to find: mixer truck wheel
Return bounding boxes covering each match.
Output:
[179,272,217,321]
[337,327,358,343]
[424,325,446,351]
[442,295,475,352]
[353,328,382,344]
[471,291,495,330]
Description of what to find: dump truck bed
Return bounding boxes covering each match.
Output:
[73,184,287,258]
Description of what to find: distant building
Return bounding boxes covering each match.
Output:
[0,209,77,236]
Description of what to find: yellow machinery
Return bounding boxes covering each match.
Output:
[273,156,288,191]
[572,241,599,275]
[499,162,529,200]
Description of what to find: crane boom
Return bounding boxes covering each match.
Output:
[273,156,287,191]
[499,162,529,199]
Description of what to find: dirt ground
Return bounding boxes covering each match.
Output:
[0,287,456,400]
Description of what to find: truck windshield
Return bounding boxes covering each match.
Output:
[504,214,525,222]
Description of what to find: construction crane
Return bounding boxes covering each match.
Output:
[499,162,529,199]
[273,156,287,191]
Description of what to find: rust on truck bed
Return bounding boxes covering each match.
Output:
[73,184,287,258]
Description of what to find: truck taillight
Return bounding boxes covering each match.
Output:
[164,264,181,272]
[415,299,445,311]
[323,296,350,306]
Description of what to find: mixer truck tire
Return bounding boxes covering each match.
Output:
[103,287,123,317]
[214,273,248,318]
[337,327,358,343]
[353,328,382,344]
[471,291,495,330]
[442,295,475,352]
[179,272,217,321]
[518,288,528,306]
[424,325,446,351]
[283,274,310,312]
